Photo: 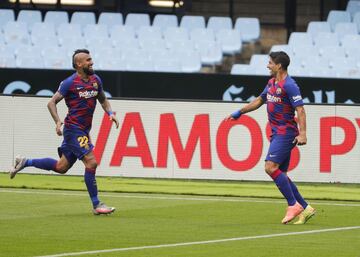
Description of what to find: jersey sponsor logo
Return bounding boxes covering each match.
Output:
[267,93,281,103]
[292,95,302,102]
[79,90,98,98]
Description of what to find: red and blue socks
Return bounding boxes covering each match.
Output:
[270,169,296,206]
[84,168,100,208]
[25,158,57,171]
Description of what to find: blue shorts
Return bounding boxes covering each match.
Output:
[57,126,94,167]
[265,135,296,172]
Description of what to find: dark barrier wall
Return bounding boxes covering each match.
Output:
[1,68,359,104]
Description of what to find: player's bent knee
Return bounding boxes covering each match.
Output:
[55,162,70,174]
[86,161,97,170]
[264,162,278,175]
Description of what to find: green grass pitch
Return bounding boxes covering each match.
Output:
[0,173,359,257]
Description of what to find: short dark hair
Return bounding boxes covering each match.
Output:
[269,51,290,71]
[72,49,90,69]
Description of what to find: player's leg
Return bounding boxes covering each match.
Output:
[265,160,298,207]
[82,151,115,215]
[280,152,316,224]
[265,136,303,224]
[287,176,316,225]
[10,153,71,179]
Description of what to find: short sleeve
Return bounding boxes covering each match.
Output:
[285,82,304,107]
[94,74,103,93]
[57,77,72,97]
[260,85,268,102]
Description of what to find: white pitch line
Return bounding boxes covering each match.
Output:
[1,188,360,207]
[35,226,360,257]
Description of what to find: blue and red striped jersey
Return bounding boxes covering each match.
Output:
[58,72,103,132]
[260,76,304,137]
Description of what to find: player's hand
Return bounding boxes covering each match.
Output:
[110,114,119,129]
[56,121,63,136]
[224,110,242,122]
[293,133,307,146]
[224,115,235,121]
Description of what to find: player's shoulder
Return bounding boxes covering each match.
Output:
[91,73,102,84]
[61,72,78,86]
[58,72,77,93]
[283,75,299,89]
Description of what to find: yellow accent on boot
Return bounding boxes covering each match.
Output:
[294,205,316,225]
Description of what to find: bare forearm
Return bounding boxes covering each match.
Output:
[101,99,113,114]
[297,107,307,135]
[47,100,61,124]
[240,96,264,114]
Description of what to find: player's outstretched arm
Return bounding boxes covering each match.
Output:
[97,91,119,129]
[225,96,264,121]
[47,92,64,136]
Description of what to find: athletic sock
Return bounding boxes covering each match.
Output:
[25,158,57,171]
[270,169,296,206]
[288,178,308,209]
[84,168,100,208]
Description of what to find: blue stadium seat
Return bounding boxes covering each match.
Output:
[190,28,216,46]
[230,64,252,75]
[71,11,96,27]
[16,55,44,69]
[153,14,178,31]
[98,12,123,29]
[83,24,109,46]
[172,50,202,72]
[110,25,136,41]
[163,27,189,42]
[292,44,318,58]
[97,57,125,71]
[0,55,16,68]
[346,1,360,19]
[313,32,340,47]
[17,10,42,30]
[137,26,163,41]
[165,38,195,51]
[44,11,69,24]
[4,21,30,46]
[353,12,360,31]
[234,17,260,43]
[31,22,58,47]
[125,13,150,30]
[154,59,181,72]
[215,29,242,55]
[207,16,233,32]
[341,34,360,49]
[334,22,358,41]
[125,57,154,72]
[139,38,166,51]
[0,9,15,33]
[180,15,206,30]
[307,21,331,39]
[196,41,223,65]
[288,32,313,46]
[327,10,351,31]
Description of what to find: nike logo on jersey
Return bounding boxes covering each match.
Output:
[76,87,83,90]
[269,154,277,157]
